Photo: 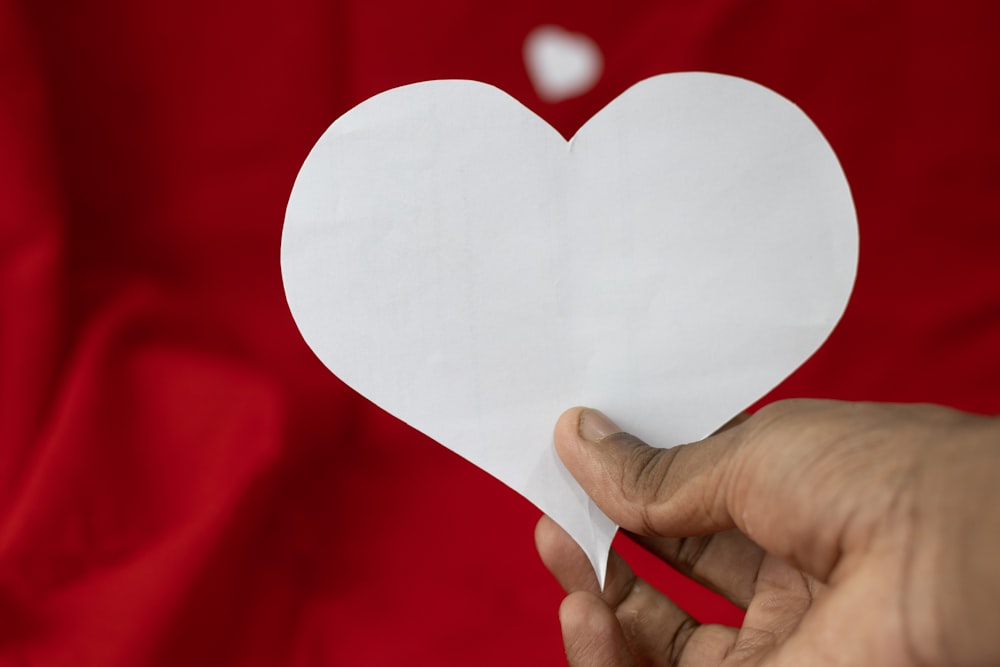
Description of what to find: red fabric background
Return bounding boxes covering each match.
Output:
[1,1,998,664]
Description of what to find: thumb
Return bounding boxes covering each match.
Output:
[554,407,744,538]
[554,401,916,582]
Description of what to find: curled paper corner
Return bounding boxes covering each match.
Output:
[587,497,619,590]
[539,434,620,589]
[592,550,610,592]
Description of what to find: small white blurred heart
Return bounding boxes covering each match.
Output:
[524,25,603,103]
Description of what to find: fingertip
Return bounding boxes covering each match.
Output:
[534,514,564,563]
[555,405,622,441]
[554,406,625,480]
[554,406,587,445]
[553,406,587,474]
[554,407,651,531]
[558,590,605,631]
[578,408,622,443]
[559,592,634,667]
[535,514,603,595]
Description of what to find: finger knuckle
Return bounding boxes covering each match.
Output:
[667,616,699,667]
[614,437,684,534]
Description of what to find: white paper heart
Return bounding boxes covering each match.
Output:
[524,24,603,102]
[282,73,857,585]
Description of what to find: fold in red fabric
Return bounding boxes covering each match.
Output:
[1,1,998,664]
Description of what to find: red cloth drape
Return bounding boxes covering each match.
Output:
[1,1,998,664]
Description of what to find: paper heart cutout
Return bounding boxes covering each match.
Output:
[282,73,857,585]
[524,24,603,102]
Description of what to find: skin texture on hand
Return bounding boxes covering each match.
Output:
[536,400,1000,666]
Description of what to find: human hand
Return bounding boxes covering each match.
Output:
[536,400,1000,666]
